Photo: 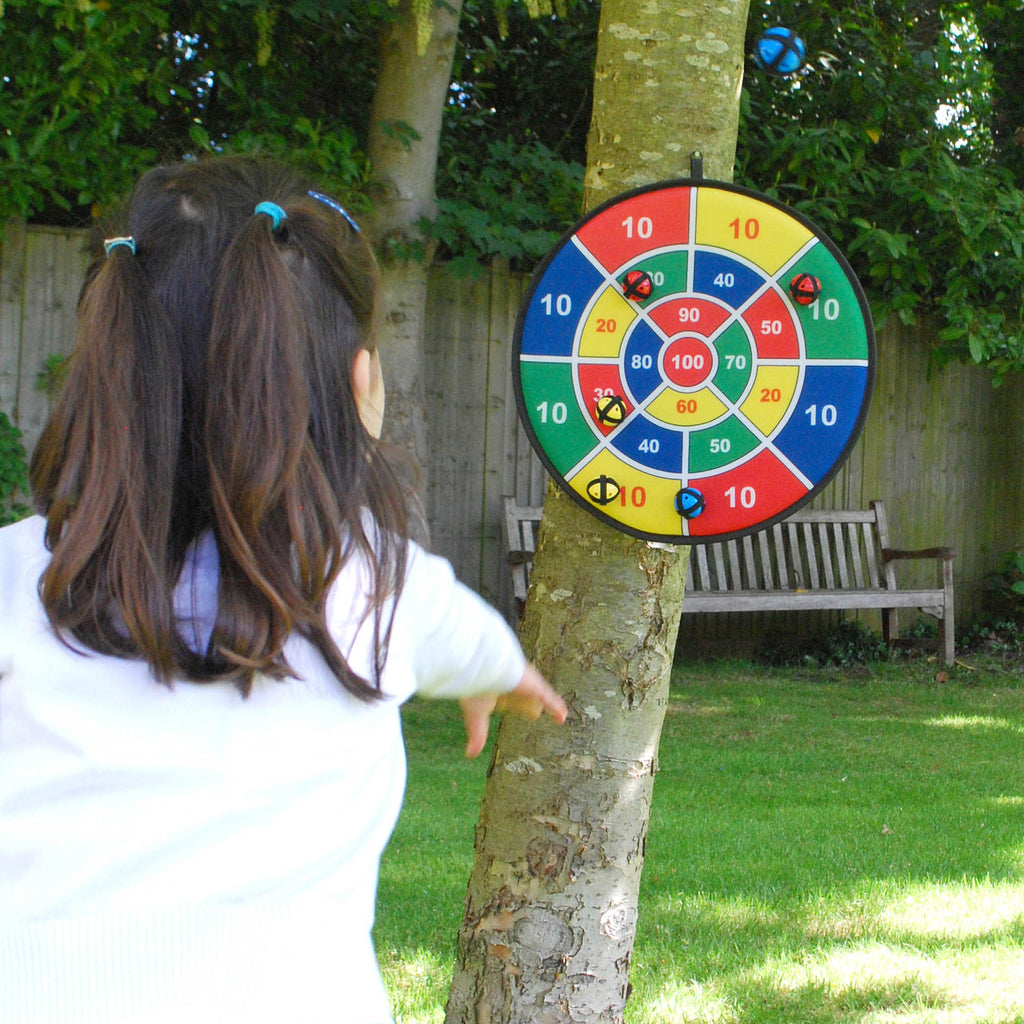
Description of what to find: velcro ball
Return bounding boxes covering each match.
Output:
[675,487,705,520]
[754,26,805,75]
[789,272,822,305]
[622,270,654,302]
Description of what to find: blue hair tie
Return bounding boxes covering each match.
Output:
[103,236,136,257]
[308,190,360,233]
[254,201,287,230]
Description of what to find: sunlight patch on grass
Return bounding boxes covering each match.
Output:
[921,713,1024,734]
[876,880,1024,940]
[802,880,1024,943]
[633,978,739,1024]
[669,698,735,718]
[379,947,450,1024]
[802,897,883,940]
[751,943,1024,1024]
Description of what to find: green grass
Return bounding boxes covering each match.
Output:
[376,657,1024,1023]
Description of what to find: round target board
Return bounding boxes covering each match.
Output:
[513,178,876,543]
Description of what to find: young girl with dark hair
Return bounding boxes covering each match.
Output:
[0,156,565,1023]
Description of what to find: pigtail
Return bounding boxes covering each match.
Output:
[31,238,184,678]
[203,204,379,698]
[30,157,411,697]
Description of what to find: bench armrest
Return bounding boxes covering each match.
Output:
[882,547,955,563]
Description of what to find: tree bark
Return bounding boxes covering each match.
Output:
[365,0,464,507]
[445,3,750,1022]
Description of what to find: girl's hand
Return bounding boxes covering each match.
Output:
[459,662,567,759]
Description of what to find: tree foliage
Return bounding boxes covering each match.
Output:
[0,0,586,264]
[3,0,1024,374]
[428,0,594,269]
[0,0,392,223]
[738,0,1024,379]
[0,0,177,222]
[0,411,29,526]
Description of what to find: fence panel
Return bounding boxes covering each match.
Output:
[3,227,1022,636]
[1,224,89,459]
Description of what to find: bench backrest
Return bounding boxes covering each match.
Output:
[686,504,893,594]
[504,499,897,601]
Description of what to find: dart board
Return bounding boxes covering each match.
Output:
[513,178,875,543]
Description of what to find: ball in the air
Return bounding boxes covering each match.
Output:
[754,27,805,75]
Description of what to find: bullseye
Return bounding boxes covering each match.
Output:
[663,337,714,388]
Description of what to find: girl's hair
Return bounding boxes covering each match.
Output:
[29,156,409,699]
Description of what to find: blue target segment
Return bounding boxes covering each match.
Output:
[519,244,605,357]
[692,252,764,309]
[773,364,870,482]
[615,417,683,473]
[622,322,664,402]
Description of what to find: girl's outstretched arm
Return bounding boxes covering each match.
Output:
[459,662,568,759]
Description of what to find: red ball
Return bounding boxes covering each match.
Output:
[622,270,654,302]
[789,272,821,305]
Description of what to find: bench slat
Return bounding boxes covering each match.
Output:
[863,521,881,588]
[696,544,712,590]
[683,589,948,613]
[757,530,775,589]
[741,534,757,589]
[802,523,820,588]
[823,523,838,588]
[771,524,788,589]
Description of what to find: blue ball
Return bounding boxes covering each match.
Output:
[754,26,805,75]
[675,487,705,520]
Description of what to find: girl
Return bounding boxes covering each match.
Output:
[0,157,565,1023]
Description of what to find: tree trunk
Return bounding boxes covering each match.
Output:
[366,0,464,513]
[445,3,750,1022]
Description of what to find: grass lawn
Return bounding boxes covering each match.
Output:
[376,655,1024,1023]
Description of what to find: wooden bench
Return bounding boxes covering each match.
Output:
[503,498,956,665]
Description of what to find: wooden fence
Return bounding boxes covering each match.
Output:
[3,222,1023,645]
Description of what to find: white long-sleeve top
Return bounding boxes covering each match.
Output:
[0,515,525,1023]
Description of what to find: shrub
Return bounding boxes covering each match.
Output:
[755,619,890,668]
[0,411,30,526]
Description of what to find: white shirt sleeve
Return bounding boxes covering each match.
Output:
[389,542,526,701]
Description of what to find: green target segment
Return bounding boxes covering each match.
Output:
[513,178,876,544]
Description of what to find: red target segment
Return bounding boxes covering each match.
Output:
[743,288,800,359]
[648,296,731,339]
[685,451,810,536]
[663,337,714,388]
[575,187,692,272]
[577,362,634,434]
[513,178,875,544]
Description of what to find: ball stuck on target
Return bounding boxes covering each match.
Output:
[595,394,627,426]
[622,270,654,302]
[675,487,705,520]
[789,272,821,305]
